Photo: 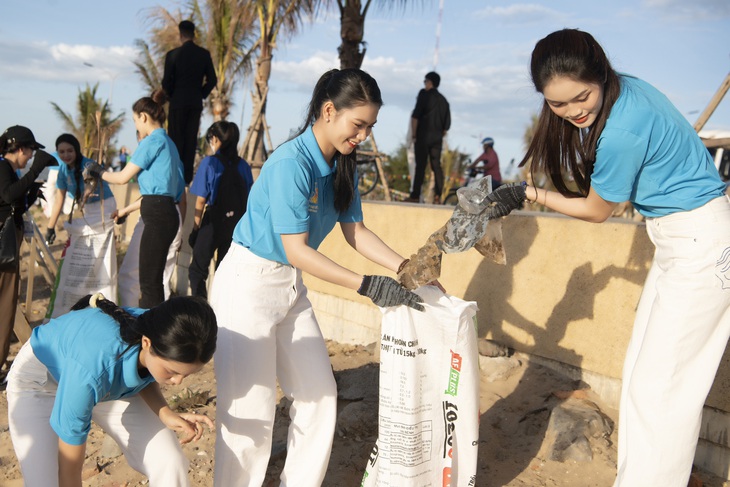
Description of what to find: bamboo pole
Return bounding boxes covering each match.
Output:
[368,132,391,201]
[694,72,730,133]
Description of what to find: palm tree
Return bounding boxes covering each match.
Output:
[334,1,432,69]
[50,83,125,164]
[238,0,323,167]
[134,0,256,122]
[132,38,166,95]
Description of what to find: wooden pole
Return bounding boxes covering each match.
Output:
[368,132,391,201]
[694,72,730,133]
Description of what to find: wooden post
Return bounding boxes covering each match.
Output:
[694,72,730,133]
[24,237,37,322]
[13,308,32,344]
[368,132,391,201]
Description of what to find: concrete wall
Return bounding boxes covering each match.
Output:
[305,201,730,414]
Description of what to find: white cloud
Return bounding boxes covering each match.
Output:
[0,40,137,84]
[474,4,565,24]
[643,0,730,19]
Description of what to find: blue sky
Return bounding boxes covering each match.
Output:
[1,0,729,179]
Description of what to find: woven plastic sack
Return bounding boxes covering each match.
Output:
[46,204,117,319]
[362,286,480,487]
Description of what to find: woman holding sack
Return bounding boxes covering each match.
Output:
[0,125,56,379]
[211,68,423,487]
[45,133,117,245]
[515,29,730,486]
[44,133,118,318]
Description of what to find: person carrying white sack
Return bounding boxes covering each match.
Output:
[211,68,425,487]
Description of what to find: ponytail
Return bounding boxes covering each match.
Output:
[205,121,241,166]
[71,293,218,364]
[132,90,167,126]
[296,68,383,212]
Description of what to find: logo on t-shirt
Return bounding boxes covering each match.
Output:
[309,184,319,213]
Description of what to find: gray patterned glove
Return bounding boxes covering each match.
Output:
[83,161,103,182]
[483,182,526,218]
[358,275,424,311]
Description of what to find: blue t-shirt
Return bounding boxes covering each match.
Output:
[54,154,114,203]
[190,154,253,205]
[131,128,185,201]
[233,126,364,264]
[591,75,725,218]
[30,307,154,445]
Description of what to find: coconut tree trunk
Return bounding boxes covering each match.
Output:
[338,0,366,69]
[210,89,230,122]
[242,45,273,167]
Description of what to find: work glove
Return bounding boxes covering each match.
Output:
[45,228,56,245]
[188,228,199,248]
[83,161,103,182]
[482,182,526,219]
[29,149,57,176]
[358,275,424,311]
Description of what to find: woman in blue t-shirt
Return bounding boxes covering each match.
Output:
[188,120,253,298]
[95,92,185,308]
[211,69,423,486]
[504,29,730,486]
[45,133,116,244]
[7,293,217,486]
[44,133,119,318]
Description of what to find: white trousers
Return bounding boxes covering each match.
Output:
[615,196,730,486]
[7,342,190,486]
[211,244,337,487]
[118,206,182,307]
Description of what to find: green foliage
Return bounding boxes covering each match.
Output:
[50,83,125,164]
[383,142,411,193]
[135,0,257,121]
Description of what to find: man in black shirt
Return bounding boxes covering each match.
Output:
[162,20,217,185]
[408,71,451,204]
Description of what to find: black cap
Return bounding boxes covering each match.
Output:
[3,125,45,149]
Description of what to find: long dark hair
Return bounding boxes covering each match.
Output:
[206,120,241,166]
[296,68,383,212]
[519,29,621,197]
[71,294,218,364]
[56,133,84,202]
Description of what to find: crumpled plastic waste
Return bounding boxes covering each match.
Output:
[399,176,506,290]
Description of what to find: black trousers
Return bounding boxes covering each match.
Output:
[410,140,444,200]
[139,195,179,308]
[168,105,202,184]
[189,212,233,299]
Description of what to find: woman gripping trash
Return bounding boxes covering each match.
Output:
[211,68,423,487]
[45,133,117,245]
[516,28,730,486]
[44,133,119,318]
[7,293,217,486]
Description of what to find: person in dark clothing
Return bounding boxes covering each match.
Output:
[187,121,253,298]
[162,20,217,185]
[0,126,56,376]
[407,71,451,204]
